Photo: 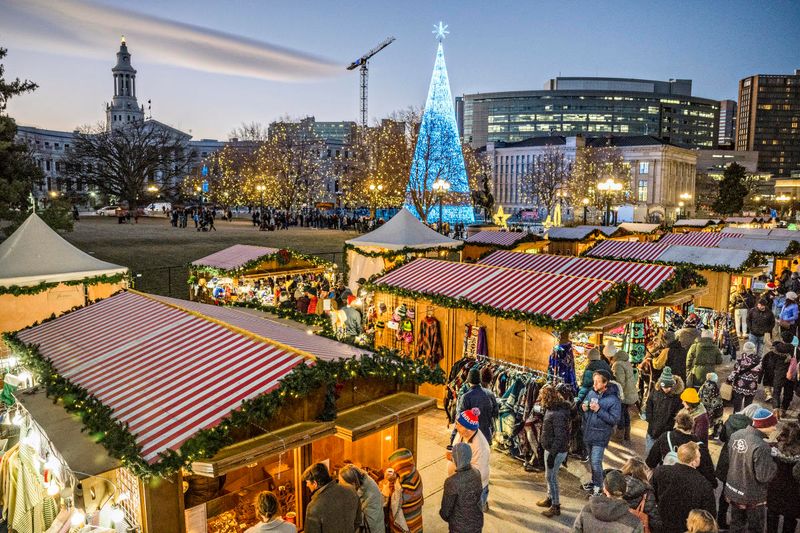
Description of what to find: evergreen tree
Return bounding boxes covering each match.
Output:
[712,162,748,215]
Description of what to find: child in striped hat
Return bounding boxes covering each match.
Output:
[384,448,424,533]
[449,408,492,512]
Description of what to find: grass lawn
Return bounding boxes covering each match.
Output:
[63,216,359,297]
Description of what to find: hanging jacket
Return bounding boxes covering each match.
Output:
[581,382,623,447]
[611,353,638,406]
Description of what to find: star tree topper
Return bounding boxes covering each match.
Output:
[493,205,511,229]
[433,22,449,42]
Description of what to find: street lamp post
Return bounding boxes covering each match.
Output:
[432,178,450,232]
[596,178,622,226]
[255,184,266,219]
[678,193,691,220]
[581,197,589,225]
[368,183,383,219]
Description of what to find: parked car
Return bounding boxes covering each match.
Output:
[145,202,172,215]
[96,205,121,216]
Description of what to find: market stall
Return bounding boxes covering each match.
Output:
[586,239,763,312]
[344,208,463,291]
[545,225,633,256]
[0,213,128,334]
[461,230,546,261]
[618,222,663,242]
[189,244,335,306]
[671,218,723,233]
[4,290,440,533]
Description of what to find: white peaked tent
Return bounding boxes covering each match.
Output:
[0,214,128,332]
[345,208,462,290]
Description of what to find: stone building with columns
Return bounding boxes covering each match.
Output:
[484,134,698,223]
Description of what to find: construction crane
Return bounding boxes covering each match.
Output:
[347,36,395,127]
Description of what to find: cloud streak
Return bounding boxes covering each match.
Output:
[1,0,340,82]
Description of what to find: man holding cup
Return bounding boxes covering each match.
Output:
[581,369,622,495]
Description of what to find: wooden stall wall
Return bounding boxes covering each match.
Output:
[547,241,577,256]
[87,280,127,301]
[0,284,85,334]
[462,244,492,262]
[695,270,732,311]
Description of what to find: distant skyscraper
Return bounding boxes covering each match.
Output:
[405,25,474,225]
[718,99,736,147]
[106,36,145,130]
[737,70,800,178]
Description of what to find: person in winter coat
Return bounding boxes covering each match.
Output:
[244,491,297,533]
[577,347,612,404]
[651,442,717,533]
[698,373,723,439]
[459,368,498,444]
[768,421,800,533]
[573,469,644,533]
[619,458,662,532]
[686,329,722,388]
[439,442,483,533]
[680,387,709,445]
[537,385,572,518]
[724,408,779,533]
[747,298,776,355]
[644,367,684,454]
[448,409,490,512]
[731,285,753,338]
[646,409,716,487]
[727,341,762,412]
[779,291,799,337]
[581,369,623,495]
[768,339,796,414]
[385,449,424,533]
[714,404,759,529]
[611,350,638,441]
[652,330,688,382]
[677,314,702,350]
[339,465,386,533]
[302,463,362,533]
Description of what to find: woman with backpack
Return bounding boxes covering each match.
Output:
[536,385,572,519]
[645,410,717,487]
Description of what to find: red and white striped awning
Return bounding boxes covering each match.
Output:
[373,258,615,321]
[479,251,675,291]
[658,233,743,247]
[15,291,312,463]
[587,240,668,262]
[192,244,280,271]
[465,231,530,246]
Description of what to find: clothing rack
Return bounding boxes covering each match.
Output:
[474,354,562,383]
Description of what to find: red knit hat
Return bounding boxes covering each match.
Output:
[752,408,778,429]
[457,408,480,431]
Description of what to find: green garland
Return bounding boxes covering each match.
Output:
[229,300,334,335]
[191,248,334,277]
[3,333,443,479]
[0,273,129,297]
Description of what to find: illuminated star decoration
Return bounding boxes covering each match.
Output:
[433,21,449,41]
[493,205,511,229]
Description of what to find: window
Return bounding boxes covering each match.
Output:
[638,179,648,202]
[639,162,650,174]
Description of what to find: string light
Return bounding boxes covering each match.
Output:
[71,509,86,527]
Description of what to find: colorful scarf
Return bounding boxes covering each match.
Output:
[388,448,424,533]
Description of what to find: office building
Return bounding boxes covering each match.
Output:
[718,99,737,148]
[736,70,800,178]
[460,77,719,150]
[484,135,697,222]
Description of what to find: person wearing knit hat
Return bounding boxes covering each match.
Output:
[576,347,612,418]
[450,408,491,511]
[686,327,723,389]
[680,387,710,445]
[724,408,779,532]
[645,366,684,455]
[386,448,424,533]
[439,442,483,533]
[728,340,762,413]
[603,339,617,359]
[459,369,498,444]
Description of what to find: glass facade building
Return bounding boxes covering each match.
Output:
[459,77,719,149]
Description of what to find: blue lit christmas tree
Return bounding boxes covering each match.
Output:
[404,23,475,225]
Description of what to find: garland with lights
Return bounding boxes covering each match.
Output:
[3,333,443,479]
[191,249,334,277]
[0,273,129,297]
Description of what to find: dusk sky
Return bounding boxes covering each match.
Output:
[2,0,799,140]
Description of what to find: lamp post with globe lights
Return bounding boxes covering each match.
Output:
[432,178,450,232]
[596,178,622,226]
[582,197,589,225]
[368,182,383,219]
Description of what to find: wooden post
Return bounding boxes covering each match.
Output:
[140,472,185,533]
